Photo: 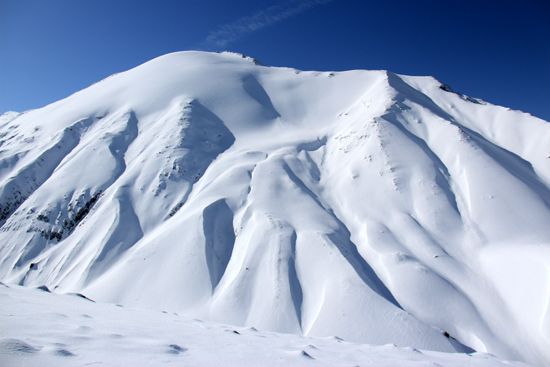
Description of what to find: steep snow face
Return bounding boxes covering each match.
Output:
[0,51,549,366]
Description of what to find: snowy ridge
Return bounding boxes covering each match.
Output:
[0,51,549,366]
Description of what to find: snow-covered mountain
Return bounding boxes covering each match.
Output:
[0,51,548,366]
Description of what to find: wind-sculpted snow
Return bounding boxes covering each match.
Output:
[0,51,548,366]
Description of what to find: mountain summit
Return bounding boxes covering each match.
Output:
[1,51,549,365]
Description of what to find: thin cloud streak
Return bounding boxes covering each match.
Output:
[200,0,335,50]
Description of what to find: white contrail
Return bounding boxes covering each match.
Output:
[201,0,335,49]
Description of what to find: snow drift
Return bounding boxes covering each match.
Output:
[0,51,549,365]
[0,284,529,367]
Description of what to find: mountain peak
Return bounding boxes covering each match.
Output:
[0,52,549,366]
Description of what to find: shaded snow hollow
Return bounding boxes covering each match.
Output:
[0,51,549,366]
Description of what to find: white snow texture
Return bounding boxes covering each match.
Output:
[0,51,549,366]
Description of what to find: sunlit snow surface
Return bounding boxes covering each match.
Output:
[0,284,530,367]
[0,51,549,366]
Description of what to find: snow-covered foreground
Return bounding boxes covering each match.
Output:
[0,284,530,367]
[1,51,549,366]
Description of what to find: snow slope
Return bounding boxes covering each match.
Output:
[0,284,530,367]
[0,51,549,365]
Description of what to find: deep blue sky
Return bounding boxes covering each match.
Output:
[1,0,549,120]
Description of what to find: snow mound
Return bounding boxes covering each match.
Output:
[0,285,532,366]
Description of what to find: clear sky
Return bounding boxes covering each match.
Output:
[1,0,549,120]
